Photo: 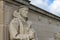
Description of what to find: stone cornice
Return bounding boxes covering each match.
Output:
[4,0,30,6]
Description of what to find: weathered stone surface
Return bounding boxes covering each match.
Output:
[0,1,3,24]
[3,1,60,40]
[0,1,3,40]
[9,5,35,40]
[54,32,60,40]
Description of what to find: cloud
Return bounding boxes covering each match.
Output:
[30,0,60,16]
[48,0,60,16]
[30,0,49,10]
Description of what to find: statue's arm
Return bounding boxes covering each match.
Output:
[9,23,17,38]
[9,19,19,39]
[28,21,35,39]
[28,29,35,39]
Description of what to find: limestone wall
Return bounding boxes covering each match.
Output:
[4,2,19,40]
[0,1,3,40]
[4,1,60,40]
[28,10,60,40]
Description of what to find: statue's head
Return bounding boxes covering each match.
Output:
[13,5,29,21]
[13,10,20,18]
[19,5,29,18]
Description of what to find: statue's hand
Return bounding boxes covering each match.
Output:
[15,34,20,39]
[18,34,29,39]
[15,33,19,37]
[15,34,28,39]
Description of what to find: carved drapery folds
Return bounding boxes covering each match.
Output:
[9,5,35,40]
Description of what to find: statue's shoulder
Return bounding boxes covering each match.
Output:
[11,18,18,21]
[10,18,19,24]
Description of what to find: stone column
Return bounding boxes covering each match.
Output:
[0,1,3,40]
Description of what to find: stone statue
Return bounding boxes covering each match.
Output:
[9,5,35,40]
[54,32,60,40]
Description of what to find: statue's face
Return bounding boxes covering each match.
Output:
[13,10,20,18]
[19,7,29,17]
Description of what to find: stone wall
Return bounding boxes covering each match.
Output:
[4,2,19,40]
[0,1,3,40]
[4,1,60,40]
[28,10,60,40]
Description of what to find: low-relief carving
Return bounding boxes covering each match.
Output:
[9,5,35,40]
[54,32,60,40]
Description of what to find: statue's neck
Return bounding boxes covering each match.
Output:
[19,14,27,22]
[14,13,28,22]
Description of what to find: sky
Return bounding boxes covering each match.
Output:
[29,0,60,16]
